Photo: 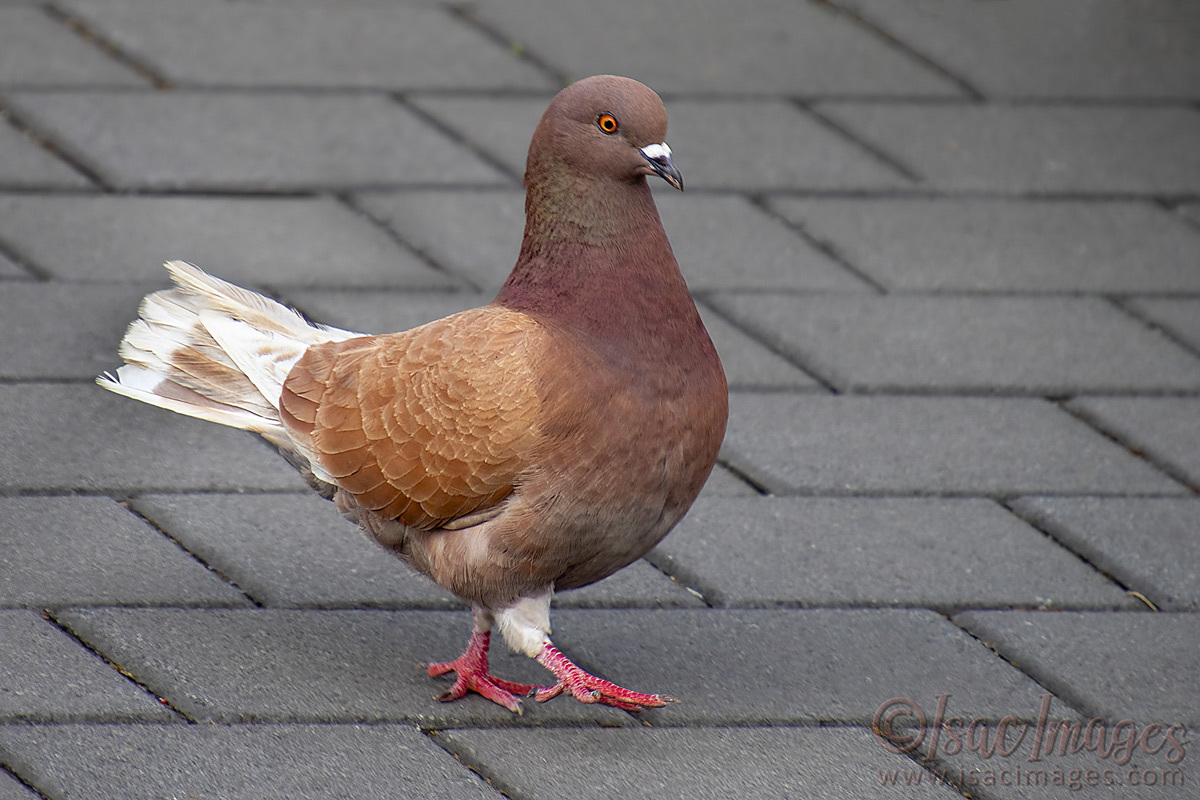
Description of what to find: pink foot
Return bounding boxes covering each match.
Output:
[427,631,535,714]
[533,642,678,711]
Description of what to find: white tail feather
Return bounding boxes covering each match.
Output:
[98,260,363,457]
[99,366,282,436]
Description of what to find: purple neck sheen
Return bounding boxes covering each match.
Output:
[496,173,698,343]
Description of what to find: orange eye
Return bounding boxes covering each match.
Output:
[597,113,619,134]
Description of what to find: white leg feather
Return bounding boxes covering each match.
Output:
[495,591,553,658]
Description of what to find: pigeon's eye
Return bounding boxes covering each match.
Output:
[597,113,619,134]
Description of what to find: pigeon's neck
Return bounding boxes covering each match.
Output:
[496,175,699,350]
[516,164,665,251]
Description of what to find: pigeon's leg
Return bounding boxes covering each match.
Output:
[495,592,677,712]
[426,605,534,713]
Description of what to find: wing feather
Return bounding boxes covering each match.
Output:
[280,306,542,530]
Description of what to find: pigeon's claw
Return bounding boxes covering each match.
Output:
[533,642,677,711]
[427,631,534,714]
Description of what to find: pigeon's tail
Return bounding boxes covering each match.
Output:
[98,260,360,453]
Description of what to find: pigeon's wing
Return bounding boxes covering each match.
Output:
[280,305,544,530]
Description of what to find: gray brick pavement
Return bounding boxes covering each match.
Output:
[56,608,629,727]
[0,5,148,88]
[0,496,248,608]
[650,496,1136,611]
[711,294,1200,394]
[0,282,146,379]
[5,91,509,190]
[1011,496,1200,612]
[0,251,23,278]
[0,194,456,287]
[818,103,1200,194]
[0,724,500,800]
[472,0,965,97]
[0,611,175,723]
[723,394,1186,496]
[0,772,38,800]
[128,493,463,609]
[1068,397,1200,489]
[0,384,307,493]
[2,1,1196,798]
[839,0,1200,100]
[58,0,553,91]
[955,611,1199,727]
[441,726,963,800]
[0,118,90,188]
[1126,297,1200,353]
[772,198,1200,293]
[547,609,1062,727]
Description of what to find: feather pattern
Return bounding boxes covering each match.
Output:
[98,260,359,460]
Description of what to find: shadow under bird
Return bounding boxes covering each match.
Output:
[100,75,728,712]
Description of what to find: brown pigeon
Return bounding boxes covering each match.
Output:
[99,75,728,712]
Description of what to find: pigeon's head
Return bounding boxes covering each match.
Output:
[527,75,683,191]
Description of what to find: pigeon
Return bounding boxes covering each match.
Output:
[99,75,728,713]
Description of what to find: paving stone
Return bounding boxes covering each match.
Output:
[650,496,1133,611]
[415,95,913,191]
[818,103,1200,194]
[356,189,869,292]
[651,192,872,291]
[0,772,38,800]
[284,289,819,390]
[0,194,456,287]
[0,724,497,800]
[1181,202,1200,229]
[407,94,545,183]
[0,383,306,493]
[772,198,1200,293]
[1125,297,1200,354]
[548,608,1061,726]
[0,282,147,379]
[723,394,1186,496]
[471,0,961,96]
[1067,397,1200,489]
[354,190,523,289]
[697,464,757,498]
[955,611,1198,727]
[4,91,507,190]
[693,305,821,390]
[0,6,147,87]
[840,0,1200,100]
[0,118,90,188]
[61,0,551,90]
[442,726,963,800]
[130,493,464,610]
[0,251,24,277]
[55,608,630,726]
[354,190,524,289]
[0,496,248,609]
[710,294,1200,393]
[0,610,174,723]
[1011,496,1200,612]
[551,559,705,609]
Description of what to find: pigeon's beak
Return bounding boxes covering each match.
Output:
[639,142,683,191]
